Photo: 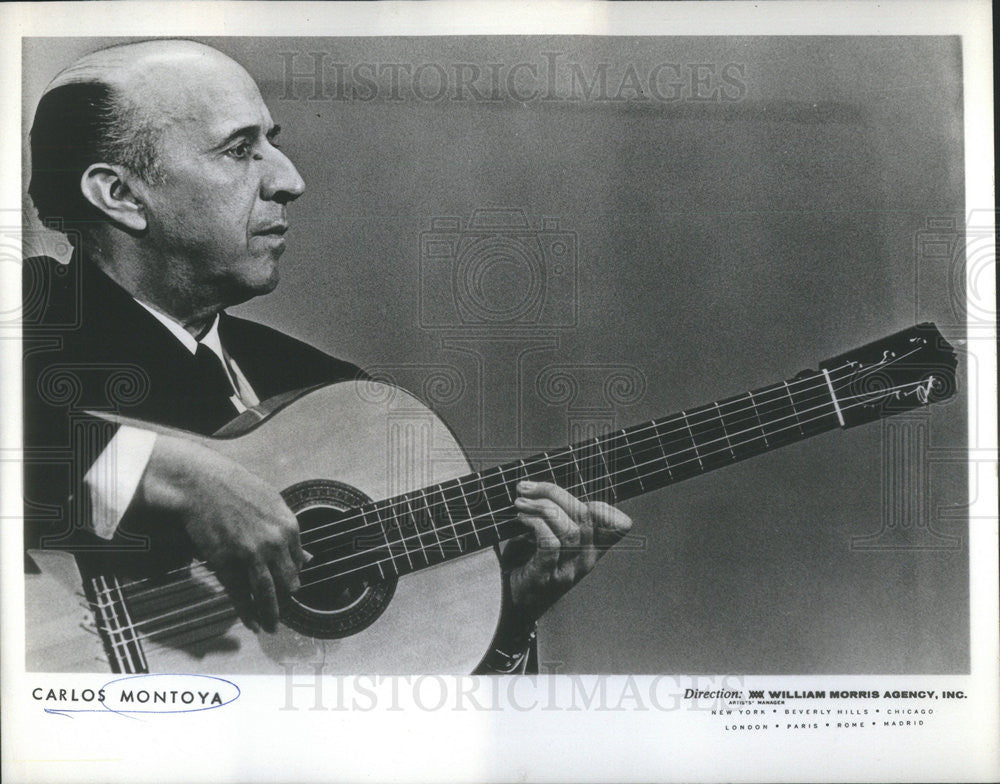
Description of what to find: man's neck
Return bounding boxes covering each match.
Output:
[91,255,221,339]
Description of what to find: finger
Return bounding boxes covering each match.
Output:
[517,481,594,548]
[515,512,561,570]
[215,565,260,634]
[517,481,588,520]
[271,546,302,596]
[282,514,311,569]
[515,496,580,550]
[588,501,633,549]
[248,561,280,633]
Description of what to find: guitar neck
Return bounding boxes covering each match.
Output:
[280,323,956,588]
[306,367,847,583]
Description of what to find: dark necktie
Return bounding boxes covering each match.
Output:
[193,342,239,433]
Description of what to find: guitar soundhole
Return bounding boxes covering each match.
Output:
[279,480,396,640]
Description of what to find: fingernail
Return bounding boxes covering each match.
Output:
[303,550,314,564]
[518,480,535,491]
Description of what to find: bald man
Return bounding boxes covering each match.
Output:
[24,40,632,673]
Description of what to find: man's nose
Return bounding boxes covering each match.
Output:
[261,147,306,204]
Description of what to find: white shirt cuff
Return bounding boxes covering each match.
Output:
[83,426,158,540]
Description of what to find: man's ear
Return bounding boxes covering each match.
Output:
[79,163,148,232]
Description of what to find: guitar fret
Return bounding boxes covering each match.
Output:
[686,404,734,471]
[491,465,513,508]
[754,381,803,448]
[417,487,447,560]
[714,401,737,459]
[496,464,515,505]
[567,438,611,502]
[364,505,392,577]
[478,473,500,539]
[542,452,559,486]
[390,497,416,571]
[717,393,769,460]
[369,504,400,575]
[746,390,770,449]
[456,478,484,548]
[650,421,674,484]
[619,430,646,493]
[435,484,465,555]
[464,473,497,546]
[566,447,586,496]
[651,414,699,481]
[679,412,705,471]
[405,493,435,569]
[782,381,806,437]
[601,430,642,499]
[592,436,618,503]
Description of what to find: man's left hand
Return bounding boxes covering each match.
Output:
[505,480,633,622]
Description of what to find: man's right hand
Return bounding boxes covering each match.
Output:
[133,434,309,633]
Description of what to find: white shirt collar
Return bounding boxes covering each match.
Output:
[133,298,226,362]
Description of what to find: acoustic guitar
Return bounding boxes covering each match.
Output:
[25,323,958,674]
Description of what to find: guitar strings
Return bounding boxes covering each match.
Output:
[108,383,849,647]
[291,360,875,560]
[104,376,929,651]
[101,349,932,647]
[299,353,922,558]
[111,355,911,609]
[295,375,931,587]
[98,372,934,649]
[118,360,852,602]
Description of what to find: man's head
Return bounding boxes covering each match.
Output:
[29,40,305,319]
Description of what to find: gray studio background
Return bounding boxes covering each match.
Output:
[23,36,969,673]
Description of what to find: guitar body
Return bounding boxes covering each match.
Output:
[26,382,503,675]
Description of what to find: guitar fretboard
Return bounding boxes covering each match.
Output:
[299,367,845,587]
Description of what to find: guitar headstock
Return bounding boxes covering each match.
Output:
[819,323,958,427]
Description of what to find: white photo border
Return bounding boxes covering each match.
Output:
[1,2,996,782]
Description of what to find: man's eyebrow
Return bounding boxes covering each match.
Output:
[213,123,282,149]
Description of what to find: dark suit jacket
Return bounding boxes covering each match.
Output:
[23,255,361,555]
[23,254,534,672]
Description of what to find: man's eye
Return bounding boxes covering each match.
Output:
[226,141,251,159]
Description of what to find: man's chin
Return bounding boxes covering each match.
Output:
[222,265,280,307]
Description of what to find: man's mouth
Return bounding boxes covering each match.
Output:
[256,224,288,236]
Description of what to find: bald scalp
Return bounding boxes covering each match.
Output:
[29,40,252,243]
[48,39,239,91]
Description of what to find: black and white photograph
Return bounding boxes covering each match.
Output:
[1,2,996,782]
